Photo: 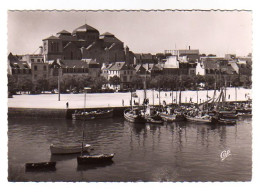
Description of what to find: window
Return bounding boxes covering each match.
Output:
[43,66,47,71]
[34,74,37,79]
[37,59,41,62]
[31,59,34,62]
[34,65,37,71]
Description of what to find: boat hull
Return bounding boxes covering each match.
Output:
[77,154,114,164]
[124,109,146,123]
[50,144,91,155]
[160,113,186,122]
[72,110,113,120]
[25,161,56,171]
[218,118,236,125]
[186,116,213,123]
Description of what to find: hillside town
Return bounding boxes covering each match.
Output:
[7,23,252,95]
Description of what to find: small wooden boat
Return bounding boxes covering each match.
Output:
[124,108,146,123]
[50,144,91,155]
[72,109,113,120]
[145,116,163,124]
[237,113,252,118]
[77,153,114,164]
[25,161,56,171]
[160,112,186,122]
[218,111,238,119]
[185,115,214,124]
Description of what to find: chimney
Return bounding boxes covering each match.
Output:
[125,46,130,65]
[39,46,43,55]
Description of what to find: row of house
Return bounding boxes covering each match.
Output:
[8,23,252,91]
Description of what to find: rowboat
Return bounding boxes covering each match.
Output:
[25,161,56,171]
[77,153,114,164]
[72,109,113,120]
[50,144,91,155]
[124,108,146,123]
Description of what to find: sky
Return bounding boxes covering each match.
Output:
[8,10,252,57]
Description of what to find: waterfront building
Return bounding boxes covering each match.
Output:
[48,59,100,79]
[8,53,32,78]
[106,62,136,89]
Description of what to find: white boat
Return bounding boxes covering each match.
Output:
[185,115,214,123]
[50,144,91,155]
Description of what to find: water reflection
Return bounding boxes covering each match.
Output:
[77,161,114,171]
[8,117,252,182]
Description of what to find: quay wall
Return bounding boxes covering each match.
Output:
[8,100,250,119]
[8,107,129,119]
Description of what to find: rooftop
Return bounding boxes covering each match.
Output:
[72,24,99,34]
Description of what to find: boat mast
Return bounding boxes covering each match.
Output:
[82,87,87,156]
[179,74,182,105]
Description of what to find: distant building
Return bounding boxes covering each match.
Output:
[8,53,32,78]
[106,62,136,89]
[134,53,157,65]
[42,24,135,65]
[48,59,100,79]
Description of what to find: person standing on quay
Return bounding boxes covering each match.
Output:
[122,99,124,106]
[66,102,69,109]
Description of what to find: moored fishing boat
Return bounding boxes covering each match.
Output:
[124,108,146,123]
[185,115,215,124]
[50,144,91,155]
[77,153,114,164]
[72,109,114,120]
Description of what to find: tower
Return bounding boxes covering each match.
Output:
[42,35,63,62]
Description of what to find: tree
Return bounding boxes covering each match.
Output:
[131,74,143,89]
[205,75,215,89]
[36,78,49,93]
[109,75,121,89]
[91,76,108,91]
[7,74,17,94]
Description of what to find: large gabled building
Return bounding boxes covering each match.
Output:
[42,24,135,66]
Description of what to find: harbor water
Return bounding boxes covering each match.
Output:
[8,116,252,182]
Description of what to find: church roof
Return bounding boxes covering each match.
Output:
[72,24,99,34]
[57,30,71,35]
[43,35,60,41]
[100,32,114,37]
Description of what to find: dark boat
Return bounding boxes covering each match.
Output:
[145,116,163,124]
[25,161,56,171]
[72,109,114,120]
[124,108,146,123]
[143,106,163,124]
[160,112,186,122]
[77,153,114,164]
[218,118,236,125]
[218,111,238,119]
